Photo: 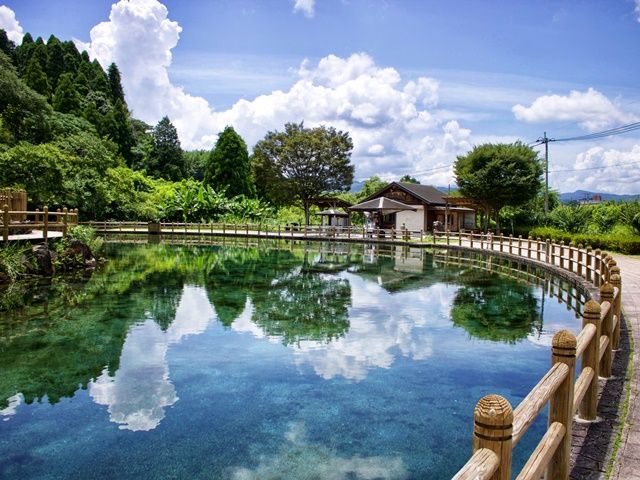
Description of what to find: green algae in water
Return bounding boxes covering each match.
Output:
[0,240,584,479]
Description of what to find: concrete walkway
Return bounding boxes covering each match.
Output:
[611,254,640,479]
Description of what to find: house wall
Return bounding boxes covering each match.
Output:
[396,206,424,231]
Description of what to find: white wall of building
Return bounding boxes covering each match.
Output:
[395,206,424,231]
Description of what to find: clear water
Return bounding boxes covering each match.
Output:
[0,239,586,479]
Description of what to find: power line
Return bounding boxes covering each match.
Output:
[549,158,640,173]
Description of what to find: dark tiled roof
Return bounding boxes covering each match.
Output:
[363,182,446,205]
[397,183,446,204]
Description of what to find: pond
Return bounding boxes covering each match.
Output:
[0,238,587,479]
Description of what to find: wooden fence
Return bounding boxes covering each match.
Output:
[2,205,79,243]
[0,189,27,221]
[85,222,622,479]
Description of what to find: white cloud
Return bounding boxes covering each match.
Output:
[636,0,640,21]
[0,5,24,43]
[512,88,637,132]
[77,0,472,183]
[230,421,408,479]
[564,144,640,194]
[293,0,315,18]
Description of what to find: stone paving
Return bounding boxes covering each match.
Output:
[610,255,640,480]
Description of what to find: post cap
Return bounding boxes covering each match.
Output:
[600,282,615,297]
[610,273,621,284]
[552,329,577,351]
[584,299,601,315]
[474,394,513,427]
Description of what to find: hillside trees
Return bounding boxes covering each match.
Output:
[148,116,185,181]
[454,142,543,232]
[252,122,354,224]
[204,126,254,197]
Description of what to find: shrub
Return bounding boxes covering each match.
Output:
[528,226,640,254]
[0,243,28,282]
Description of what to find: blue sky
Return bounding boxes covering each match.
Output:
[2,0,640,192]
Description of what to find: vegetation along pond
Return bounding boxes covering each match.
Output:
[0,238,588,479]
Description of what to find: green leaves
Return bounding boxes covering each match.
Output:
[204,126,254,197]
[251,122,354,224]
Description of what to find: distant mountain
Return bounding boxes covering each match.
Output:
[560,190,640,203]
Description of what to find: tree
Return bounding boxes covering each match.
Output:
[0,29,15,59]
[148,116,185,180]
[399,175,420,184]
[23,55,50,97]
[204,126,254,197]
[52,73,81,114]
[252,122,354,224]
[454,142,543,232]
[107,63,125,103]
[46,35,65,90]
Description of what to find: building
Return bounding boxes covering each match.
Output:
[350,182,476,232]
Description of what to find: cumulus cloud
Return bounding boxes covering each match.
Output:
[230,421,408,479]
[636,0,640,21]
[564,144,640,194]
[0,5,24,43]
[512,88,637,131]
[77,0,471,182]
[293,0,315,17]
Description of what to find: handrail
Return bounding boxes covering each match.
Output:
[452,449,500,480]
[2,205,79,243]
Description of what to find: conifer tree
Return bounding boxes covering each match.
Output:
[0,29,15,59]
[23,55,51,97]
[107,63,125,103]
[46,35,65,90]
[204,126,255,197]
[53,73,81,114]
[149,116,185,180]
[111,99,135,161]
[90,59,109,93]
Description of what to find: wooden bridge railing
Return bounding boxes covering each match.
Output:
[2,205,79,243]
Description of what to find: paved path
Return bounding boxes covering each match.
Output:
[611,254,640,479]
[6,230,62,242]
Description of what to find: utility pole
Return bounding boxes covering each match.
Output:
[539,131,549,215]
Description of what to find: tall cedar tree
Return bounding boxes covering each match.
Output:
[252,122,354,224]
[52,73,81,114]
[453,142,543,232]
[107,63,125,103]
[0,29,15,58]
[149,116,185,180]
[23,55,50,97]
[46,35,65,90]
[204,126,255,197]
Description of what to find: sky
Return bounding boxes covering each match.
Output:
[1,0,640,193]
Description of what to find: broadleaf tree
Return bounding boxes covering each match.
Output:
[252,122,354,225]
[204,126,255,197]
[453,142,543,232]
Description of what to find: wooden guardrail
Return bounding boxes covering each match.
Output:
[2,205,79,243]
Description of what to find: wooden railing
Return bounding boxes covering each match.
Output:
[2,205,79,243]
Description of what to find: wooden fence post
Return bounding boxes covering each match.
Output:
[43,206,49,244]
[600,282,615,378]
[585,247,593,283]
[577,245,583,277]
[2,204,8,243]
[472,394,513,480]
[62,207,69,236]
[580,300,601,420]
[610,269,622,350]
[548,330,576,480]
[509,234,513,254]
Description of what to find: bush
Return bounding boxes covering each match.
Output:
[528,226,640,254]
[0,243,27,282]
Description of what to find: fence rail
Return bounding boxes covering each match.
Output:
[84,222,622,479]
[2,205,79,243]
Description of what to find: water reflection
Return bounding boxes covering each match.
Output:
[230,421,409,479]
[0,240,581,431]
[89,286,213,431]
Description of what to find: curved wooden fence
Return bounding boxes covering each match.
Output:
[85,222,622,479]
[2,205,79,243]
